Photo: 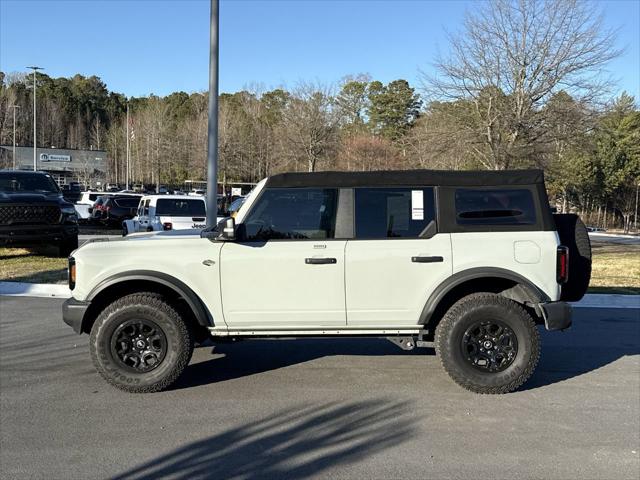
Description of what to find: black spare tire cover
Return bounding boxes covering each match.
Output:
[553,213,592,302]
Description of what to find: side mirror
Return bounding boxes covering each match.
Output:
[218,217,236,241]
[201,217,236,241]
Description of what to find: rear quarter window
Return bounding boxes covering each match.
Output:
[455,189,536,225]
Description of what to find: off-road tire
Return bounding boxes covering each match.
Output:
[89,292,194,393]
[435,293,540,394]
[56,235,78,258]
[553,213,592,302]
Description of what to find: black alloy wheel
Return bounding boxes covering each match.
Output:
[110,319,167,373]
[461,320,518,372]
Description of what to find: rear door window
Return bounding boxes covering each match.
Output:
[455,189,536,225]
[354,187,436,239]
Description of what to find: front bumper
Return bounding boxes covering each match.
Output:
[540,301,572,331]
[0,224,78,246]
[62,297,90,334]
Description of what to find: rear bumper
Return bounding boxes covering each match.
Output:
[62,297,91,334]
[0,224,78,246]
[540,301,572,331]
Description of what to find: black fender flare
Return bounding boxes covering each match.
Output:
[87,270,213,327]
[419,267,551,324]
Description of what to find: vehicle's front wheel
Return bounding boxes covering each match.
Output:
[89,293,194,393]
[435,293,540,394]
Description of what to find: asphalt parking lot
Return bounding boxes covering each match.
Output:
[0,297,638,480]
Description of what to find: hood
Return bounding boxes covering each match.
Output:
[125,229,202,240]
[0,191,64,204]
[82,229,202,248]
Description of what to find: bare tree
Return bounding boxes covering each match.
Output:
[338,134,399,171]
[281,82,341,172]
[423,0,621,169]
[90,116,103,150]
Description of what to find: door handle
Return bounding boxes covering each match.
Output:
[411,256,444,263]
[305,257,337,265]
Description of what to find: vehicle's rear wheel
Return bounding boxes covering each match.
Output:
[435,293,540,394]
[553,213,592,301]
[89,292,194,393]
[122,223,128,237]
[56,235,78,257]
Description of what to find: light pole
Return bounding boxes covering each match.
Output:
[26,66,43,171]
[11,105,20,169]
[125,101,130,191]
[206,0,220,228]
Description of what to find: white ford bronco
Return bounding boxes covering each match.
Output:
[62,169,591,394]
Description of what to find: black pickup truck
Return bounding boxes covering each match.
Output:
[0,171,79,257]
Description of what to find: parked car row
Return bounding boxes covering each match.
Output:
[86,193,142,226]
[122,195,211,235]
[73,188,249,231]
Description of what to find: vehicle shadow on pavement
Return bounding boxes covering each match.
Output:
[174,338,429,390]
[175,308,640,393]
[112,398,416,480]
[523,309,640,390]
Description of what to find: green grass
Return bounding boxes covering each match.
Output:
[588,242,640,295]
[0,248,68,284]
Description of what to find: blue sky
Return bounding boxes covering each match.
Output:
[1,0,638,99]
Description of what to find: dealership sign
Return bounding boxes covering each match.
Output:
[40,153,71,162]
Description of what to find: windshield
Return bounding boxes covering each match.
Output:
[229,197,245,212]
[0,172,60,194]
[114,197,141,208]
[156,199,206,216]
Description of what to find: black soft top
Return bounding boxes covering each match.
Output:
[266,169,545,188]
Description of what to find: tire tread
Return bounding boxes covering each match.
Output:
[435,293,540,394]
[89,292,193,393]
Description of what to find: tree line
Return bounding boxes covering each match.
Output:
[0,0,638,231]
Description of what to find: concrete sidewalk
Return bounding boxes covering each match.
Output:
[1,281,637,309]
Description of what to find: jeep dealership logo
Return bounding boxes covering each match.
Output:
[40,153,71,162]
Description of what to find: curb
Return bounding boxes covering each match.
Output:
[571,294,639,309]
[0,282,71,298]
[1,282,637,309]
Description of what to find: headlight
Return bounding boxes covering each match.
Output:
[61,206,77,215]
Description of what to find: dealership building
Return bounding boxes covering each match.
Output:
[0,145,108,187]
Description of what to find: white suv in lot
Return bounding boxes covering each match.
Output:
[63,170,591,394]
[122,195,211,235]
